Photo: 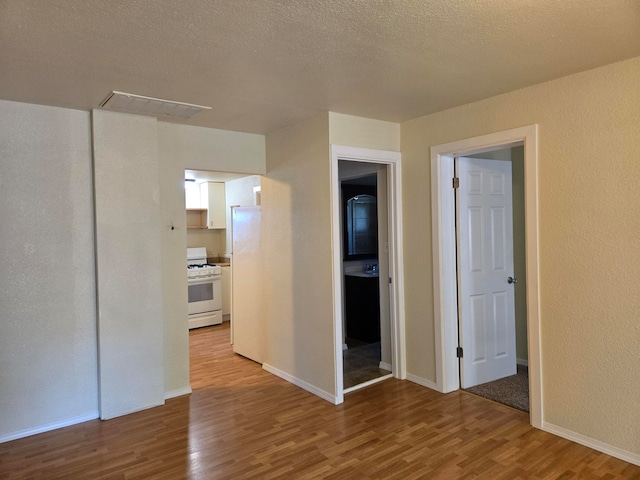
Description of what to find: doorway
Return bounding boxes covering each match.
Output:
[330,145,405,405]
[339,166,391,390]
[184,169,262,385]
[430,125,542,428]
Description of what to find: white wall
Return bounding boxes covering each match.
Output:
[0,104,267,441]
[157,129,191,399]
[0,100,98,441]
[93,110,165,419]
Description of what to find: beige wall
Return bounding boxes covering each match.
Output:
[0,101,98,440]
[401,56,640,454]
[510,146,527,363]
[329,112,400,152]
[186,228,224,255]
[263,112,336,397]
[261,112,400,401]
[159,122,266,174]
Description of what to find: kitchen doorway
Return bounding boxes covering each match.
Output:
[183,169,262,384]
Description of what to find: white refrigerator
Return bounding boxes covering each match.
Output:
[231,206,263,364]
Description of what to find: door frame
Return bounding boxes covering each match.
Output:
[331,145,405,405]
[430,125,542,428]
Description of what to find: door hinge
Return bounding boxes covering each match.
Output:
[456,347,463,358]
[452,177,459,189]
[388,277,392,284]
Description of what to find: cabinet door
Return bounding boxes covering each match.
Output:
[344,275,380,343]
[200,182,226,229]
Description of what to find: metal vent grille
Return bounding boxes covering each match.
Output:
[100,91,211,119]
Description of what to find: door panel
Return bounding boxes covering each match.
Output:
[457,157,516,388]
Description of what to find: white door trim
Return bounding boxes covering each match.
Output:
[331,145,405,405]
[430,125,542,429]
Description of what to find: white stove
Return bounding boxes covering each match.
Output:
[187,247,222,328]
[187,263,222,280]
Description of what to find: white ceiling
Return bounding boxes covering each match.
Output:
[2,1,640,135]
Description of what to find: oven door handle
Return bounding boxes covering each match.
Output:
[188,276,220,285]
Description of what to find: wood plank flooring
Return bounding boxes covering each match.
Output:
[1,322,639,479]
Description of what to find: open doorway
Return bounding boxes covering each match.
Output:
[331,145,405,404]
[430,125,542,428]
[339,164,392,390]
[183,169,262,387]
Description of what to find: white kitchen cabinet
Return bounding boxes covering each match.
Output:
[200,182,226,229]
[221,265,231,320]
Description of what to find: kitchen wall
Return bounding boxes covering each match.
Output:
[0,100,98,441]
[186,228,224,257]
[401,56,640,456]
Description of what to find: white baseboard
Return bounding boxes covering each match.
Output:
[542,422,640,467]
[165,386,192,400]
[379,361,392,371]
[262,363,338,405]
[0,411,99,444]
[405,373,440,392]
[517,358,529,367]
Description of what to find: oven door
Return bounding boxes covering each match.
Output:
[188,278,217,315]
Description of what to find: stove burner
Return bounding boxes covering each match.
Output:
[187,263,216,269]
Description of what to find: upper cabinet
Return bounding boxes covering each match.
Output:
[200,182,226,229]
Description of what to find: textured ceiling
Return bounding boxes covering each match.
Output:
[1,0,640,134]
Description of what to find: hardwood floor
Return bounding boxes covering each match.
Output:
[1,322,639,479]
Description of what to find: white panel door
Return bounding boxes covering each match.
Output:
[457,157,516,388]
[231,206,263,363]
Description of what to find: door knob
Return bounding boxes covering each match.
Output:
[508,276,518,284]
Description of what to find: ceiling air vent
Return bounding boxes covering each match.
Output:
[100,91,211,119]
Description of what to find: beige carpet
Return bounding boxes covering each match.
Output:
[464,365,529,412]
